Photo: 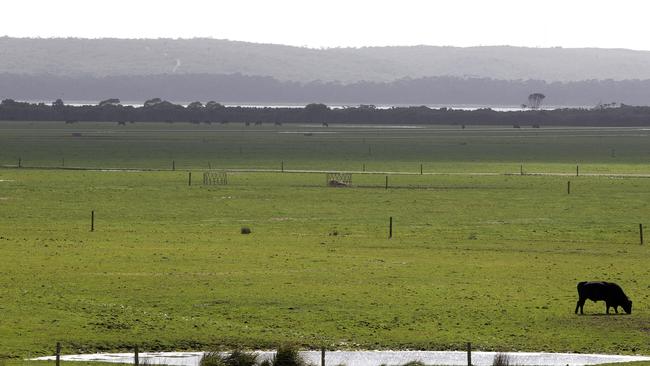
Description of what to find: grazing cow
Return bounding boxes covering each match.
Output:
[575,281,632,314]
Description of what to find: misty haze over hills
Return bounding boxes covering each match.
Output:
[3,37,650,105]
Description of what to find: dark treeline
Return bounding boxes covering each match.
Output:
[2,99,650,126]
[3,73,650,106]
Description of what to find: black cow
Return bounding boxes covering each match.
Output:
[575,281,632,315]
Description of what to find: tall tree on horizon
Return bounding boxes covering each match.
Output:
[528,93,546,109]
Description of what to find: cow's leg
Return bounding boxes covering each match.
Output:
[606,302,611,314]
[576,298,585,314]
[614,305,619,314]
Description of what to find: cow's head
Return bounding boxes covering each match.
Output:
[623,300,633,314]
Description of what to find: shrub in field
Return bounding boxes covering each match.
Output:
[200,351,227,366]
[492,353,513,366]
[224,349,259,366]
[271,344,307,366]
[241,227,252,234]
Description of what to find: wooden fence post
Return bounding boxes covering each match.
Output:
[281,161,284,172]
[321,347,325,366]
[385,176,388,189]
[520,164,523,175]
[567,181,571,194]
[420,163,423,175]
[576,165,579,176]
[56,342,61,366]
[640,224,644,245]
[188,172,192,186]
[172,160,176,171]
[90,210,95,232]
[363,163,366,172]
[389,216,393,239]
[134,345,139,366]
[18,157,22,168]
[466,342,472,366]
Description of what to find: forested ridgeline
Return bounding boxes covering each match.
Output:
[1,99,650,126]
[3,73,650,106]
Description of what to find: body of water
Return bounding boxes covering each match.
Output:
[33,350,650,366]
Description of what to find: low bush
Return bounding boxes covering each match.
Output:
[224,349,258,366]
[200,349,258,366]
[492,352,513,366]
[200,351,227,366]
[271,344,306,366]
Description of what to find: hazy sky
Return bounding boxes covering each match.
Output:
[4,0,650,50]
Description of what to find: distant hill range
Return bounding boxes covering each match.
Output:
[4,37,650,82]
[2,37,650,105]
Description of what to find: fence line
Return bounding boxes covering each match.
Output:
[4,163,650,179]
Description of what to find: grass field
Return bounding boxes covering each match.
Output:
[1,122,650,359]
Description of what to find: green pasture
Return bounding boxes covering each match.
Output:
[1,169,650,357]
[1,121,650,359]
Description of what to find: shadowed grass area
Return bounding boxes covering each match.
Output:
[1,122,650,174]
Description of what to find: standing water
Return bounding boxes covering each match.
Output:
[33,350,650,366]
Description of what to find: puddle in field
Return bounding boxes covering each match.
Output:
[32,350,650,366]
